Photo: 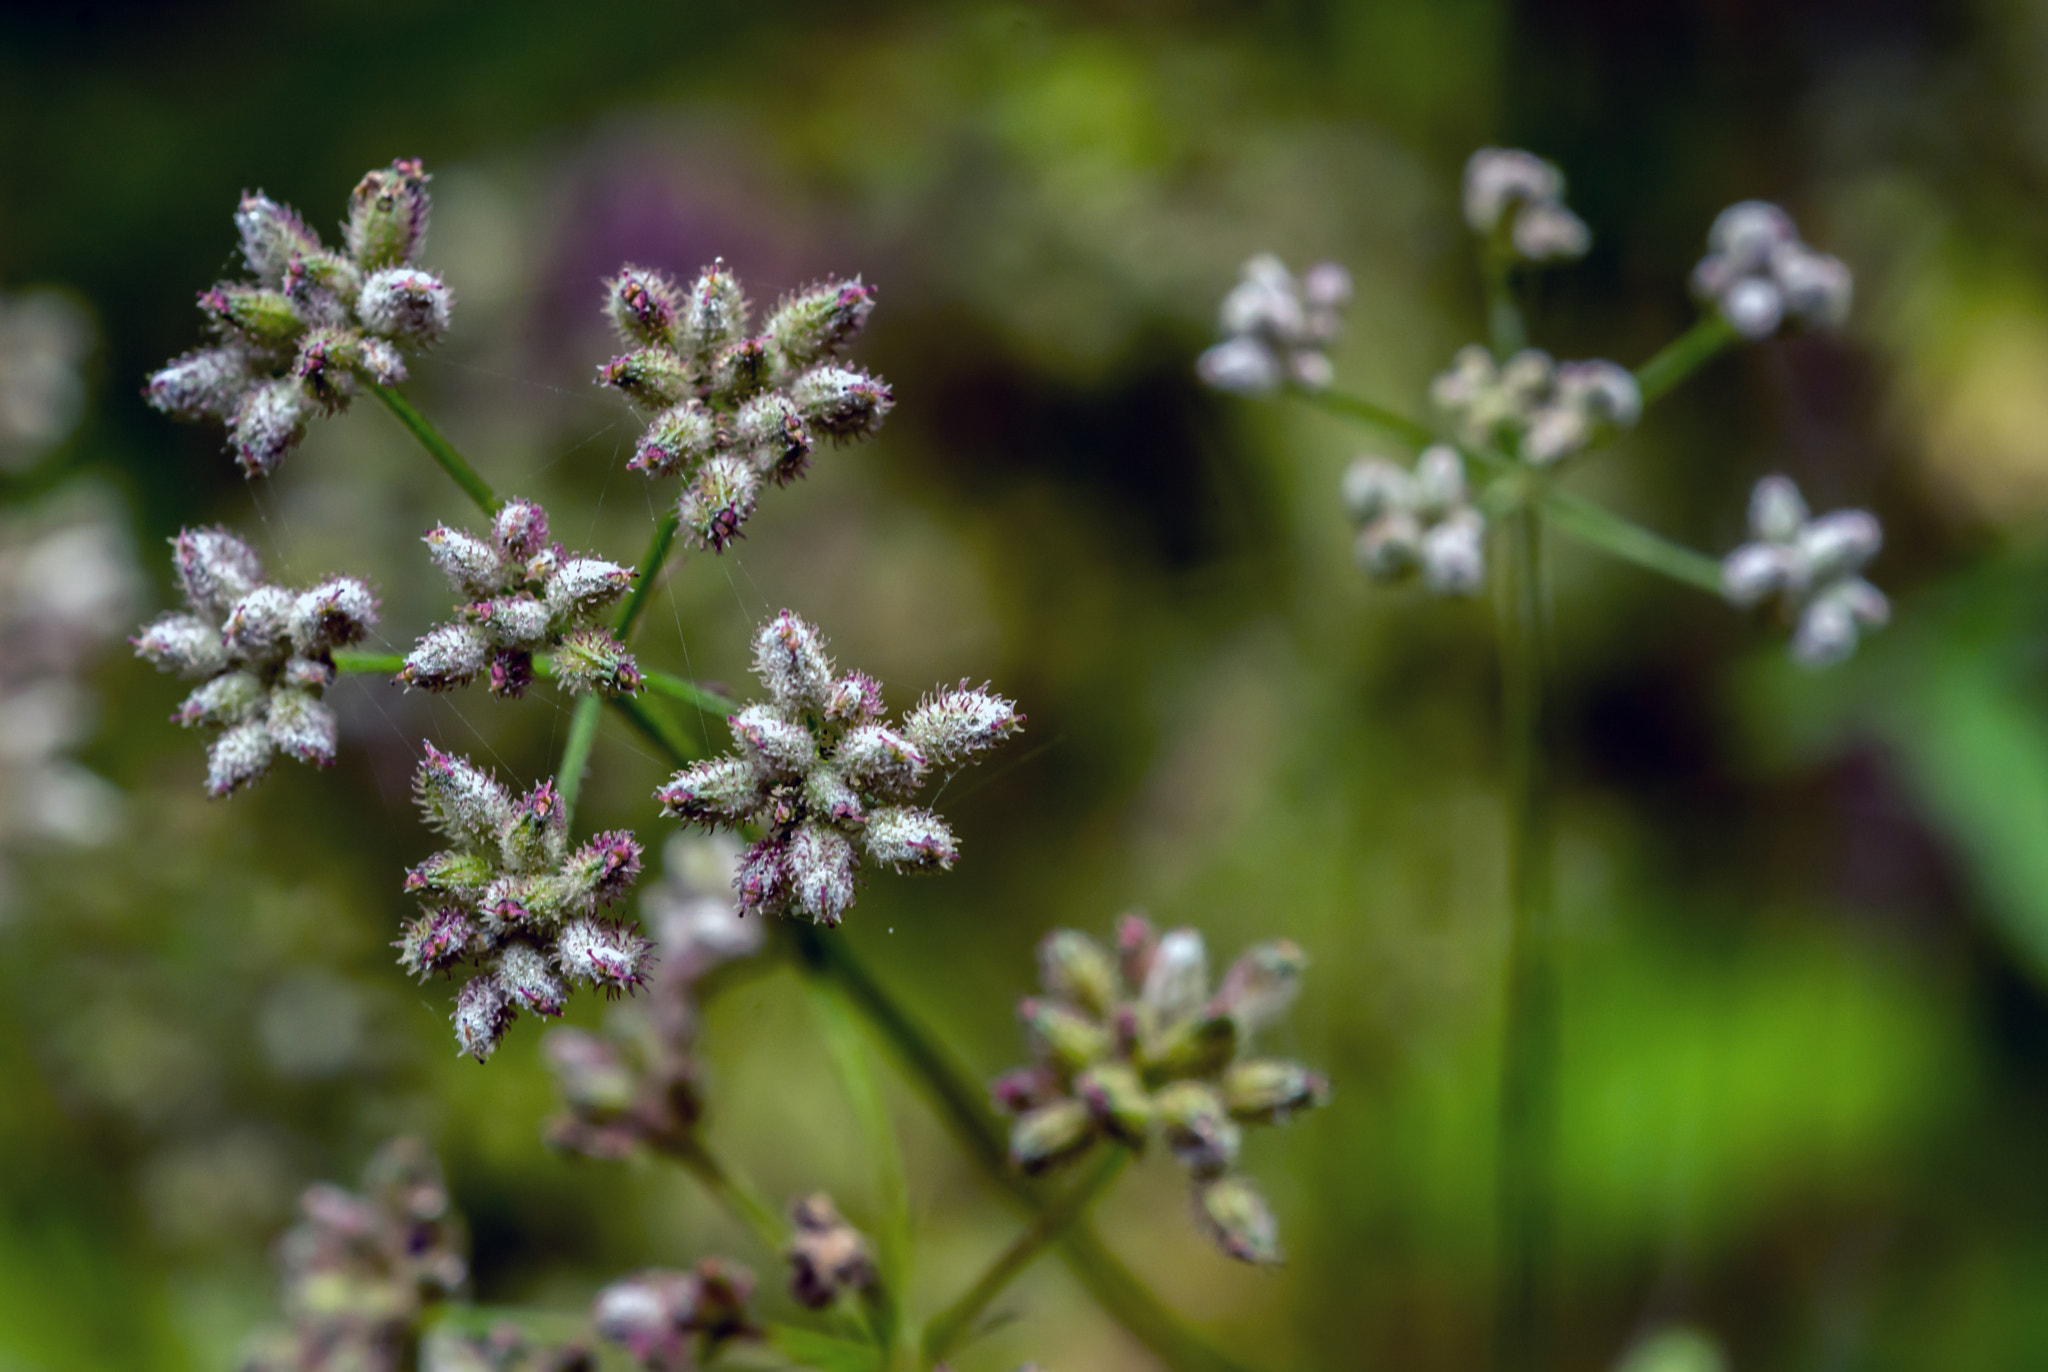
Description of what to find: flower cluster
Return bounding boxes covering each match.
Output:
[1342,445,1487,595]
[591,1260,756,1372]
[133,526,376,797]
[656,610,1022,926]
[1691,201,1852,340]
[1463,148,1591,263]
[1722,474,1888,666]
[596,262,891,550]
[398,497,638,698]
[146,159,454,476]
[0,286,92,470]
[238,1138,468,1372]
[422,1323,593,1372]
[1431,346,1641,465]
[395,746,647,1061]
[990,916,1328,1265]
[542,835,763,1158]
[785,1194,879,1310]
[1195,253,1352,396]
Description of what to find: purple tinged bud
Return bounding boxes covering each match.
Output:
[1195,1175,1281,1265]
[657,757,768,827]
[223,584,294,657]
[176,670,264,726]
[283,655,335,689]
[475,594,553,648]
[733,390,813,482]
[787,823,858,926]
[206,719,274,797]
[488,647,536,699]
[555,917,652,993]
[146,347,251,419]
[1076,1062,1152,1146]
[1221,1059,1330,1123]
[199,284,303,349]
[543,558,634,623]
[764,278,876,368]
[552,627,643,696]
[1154,1080,1241,1179]
[1301,263,1353,311]
[1212,939,1305,1032]
[1009,1097,1097,1175]
[708,336,771,398]
[235,192,324,286]
[497,943,567,1017]
[824,671,885,722]
[134,612,229,678]
[1117,913,1160,988]
[598,348,692,410]
[604,266,683,351]
[903,682,1024,766]
[357,336,407,385]
[413,743,517,850]
[356,268,453,347]
[453,973,514,1062]
[730,703,818,775]
[786,1194,877,1310]
[751,610,835,709]
[835,725,924,795]
[401,620,492,691]
[630,400,719,476]
[788,364,893,439]
[803,766,866,825]
[991,1064,1061,1115]
[346,158,432,271]
[396,907,474,978]
[265,687,337,766]
[734,836,791,918]
[678,452,760,551]
[1039,930,1122,1017]
[289,576,377,652]
[489,498,549,563]
[425,524,507,597]
[226,378,312,476]
[684,261,751,357]
[406,849,495,897]
[862,805,957,870]
[593,1261,755,1362]
[564,829,644,909]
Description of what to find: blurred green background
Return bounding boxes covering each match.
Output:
[7,0,2048,1368]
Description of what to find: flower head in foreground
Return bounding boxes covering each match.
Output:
[596,262,891,550]
[1432,345,1640,466]
[396,746,647,1061]
[656,610,1022,926]
[1342,445,1487,595]
[541,834,762,1159]
[990,916,1328,1265]
[146,159,453,476]
[1195,253,1352,396]
[1722,474,1887,666]
[592,1260,756,1372]
[1691,201,1852,340]
[133,526,376,796]
[1463,148,1591,264]
[237,1138,467,1372]
[398,497,638,698]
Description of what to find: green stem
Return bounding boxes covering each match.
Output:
[614,512,680,643]
[658,1134,787,1255]
[644,669,741,717]
[1298,388,1438,449]
[332,650,405,675]
[1485,248,1528,358]
[553,694,603,826]
[1493,505,1558,1372]
[602,691,702,763]
[922,1147,1129,1365]
[368,382,499,515]
[1632,314,1736,406]
[1538,490,1725,594]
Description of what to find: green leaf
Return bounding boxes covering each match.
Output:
[767,1323,884,1372]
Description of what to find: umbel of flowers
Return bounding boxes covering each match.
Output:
[596,261,892,550]
[1343,444,1487,596]
[398,496,639,698]
[591,1261,757,1371]
[237,1138,468,1372]
[1691,201,1852,340]
[147,158,454,476]
[133,526,376,796]
[656,609,1022,926]
[397,745,647,1061]
[1431,345,1642,466]
[1722,474,1888,666]
[1194,253,1352,396]
[1462,147,1592,264]
[991,916,1329,1265]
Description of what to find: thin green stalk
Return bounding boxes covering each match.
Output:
[1493,505,1558,1372]
[1632,314,1736,406]
[922,1147,1129,1365]
[802,963,912,1361]
[1539,490,1725,594]
[644,669,740,717]
[553,694,603,826]
[602,690,702,763]
[332,650,405,675]
[614,511,680,643]
[1485,248,1529,358]
[368,381,498,515]
[657,1134,787,1255]
[1298,387,1439,449]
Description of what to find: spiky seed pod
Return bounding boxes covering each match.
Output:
[134,612,229,678]
[657,757,768,827]
[453,974,513,1062]
[678,453,760,551]
[227,379,313,476]
[474,595,552,649]
[424,525,507,597]
[396,907,475,979]
[604,266,683,351]
[631,400,719,476]
[860,805,957,870]
[789,365,893,438]
[599,349,693,410]
[206,719,274,797]
[171,528,265,621]
[903,682,1025,766]
[356,268,453,347]
[733,391,813,482]
[555,917,651,993]
[415,744,517,850]
[543,558,634,621]
[346,158,432,270]
[146,347,253,419]
[731,704,820,775]
[683,261,750,357]
[234,192,325,286]
[787,824,858,926]
[753,609,835,710]
[552,627,643,696]
[400,621,492,691]
[765,279,876,369]
[835,725,925,794]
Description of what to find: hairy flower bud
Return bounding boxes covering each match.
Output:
[290,576,377,652]
[425,524,507,598]
[496,943,567,1017]
[631,400,719,476]
[135,611,229,678]
[1039,929,1121,1017]
[415,744,517,850]
[788,365,893,439]
[226,379,312,476]
[785,1194,877,1310]
[766,279,876,368]
[860,805,957,870]
[605,266,683,351]
[474,594,552,649]
[684,261,750,357]
[787,823,859,926]
[396,907,475,979]
[266,687,337,765]
[147,347,251,419]
[200,284,302,350]
[1076,1062,1152,1147]
[678,452,761,552]
[552,627,643,696]
[599,349,692,410]
[356,268,453,347]
[657,757,768,827]
[235,192,324,286]
[1195,1175,1280,1264]
[453,974,513,1062]
[1009,1097,1097,1175]
[593,1261,754,1365]
[544,558,634,622]
[835,725,925,794]
[1154,1080,1242,1178]
[1212,939,1306,1032]
[224,584,295,657]
[177,669,265,726]
[206,719,274,797]
[401,620,492,691]
[1221,1059,1329,1123]
[556,917,651,993]
[346,158,432,271]
[823,671,885,722]
[903,683,1024,766]
[733,390,812,482]
[752,609,835,710]
[1022,996,1112,1071]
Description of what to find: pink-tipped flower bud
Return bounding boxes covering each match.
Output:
[1009,1097,1097,1175]
[730,704,818,776]
[903,683,1024,766]
[733,391,813,483]
[631,400,719,476]
[764,279,876,368]
[235,192,324,286]
[177,670,264,727]
[453,973,513,1062]
[265,687,337,766]
[789,364,893,439]
[1076,1062,1152,1147]
[708,336,771,398]
[556,917,652,994]
[597,348,693,410]
[226,378,312,476]
[396,907,475,979]
[990,1064,1061,1115]
[734,835,791,918]
[785,1194,877,1310]
[834,725,925,796]
[346,158,432,270]
[356,268,453,348]
[1221,1059,1330,1124]
[1116,912,1160,988]
[677,453,760,552]
[146,347,252,419]
[199,284,302,350]
[223,584,294,657]
[751,610,835,710]
[658,757,769,827]
[552,627,644,697]
[289,576,377,653]
[823,671,886,722]
[413,743,517,851]
[544,558,634,623]
[135,612,229,678]
[206,719,274,797]
[1212,938,1306,1033]
[496,943,567,1018]
[1038,929,1122,1017]
[401,620,492,691]
[1154,1080,1241,1179]
[562,829,644,910]
[861,805,957,871]
[683,261,750,357]
[1195,1175,1280,1265]
[488,646,536,699]
[604,266,683,351]
[475,594,552,649]
[787,823,858,926]
[425,524,508,598]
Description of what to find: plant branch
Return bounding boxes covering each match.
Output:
[1632,314,1736,406]
[922,1146,1129,1365]
[1297,387,1438,449]
[645,669,741,718]
[368,382,498,516]
[614,512,680,644]
[1538,490,1724,594]
[553,694,603,826]
[332,650,405,675]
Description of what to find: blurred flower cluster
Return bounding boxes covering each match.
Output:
[1723,474,1889,665]
[1462,148,1591,263]
[147,159,454,475]
[0,287,92,471]
[784,1193,878,1311]
[1691,202,1852,340]
[1431,346,1641,466]
[1194,253,1351,395]
[400,497,638,698]
[397,747,646,1060]
[133,526,377,796]
[597,262,891,549]
[591,1260,756,1371]
[992,916,1328,1263]
[1342,445,1487,595]
[657,610,1022,925]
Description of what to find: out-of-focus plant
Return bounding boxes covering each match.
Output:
[136,159,1327,1372]
[1198,147,1866,1372]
